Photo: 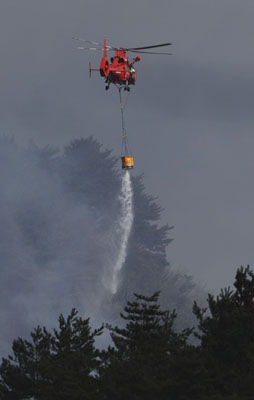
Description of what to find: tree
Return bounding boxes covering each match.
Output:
[0,326,52,399]
[46,309,103,400]
[100,292,193,400]
[0,309,103,400]
[193,266,254,399]
[115,173,198,331]
[59,137,120,210]
[59,138,198,327]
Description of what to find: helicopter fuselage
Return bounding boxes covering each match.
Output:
[99,49,139,88]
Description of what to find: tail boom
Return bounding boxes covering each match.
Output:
[89,62,100,78]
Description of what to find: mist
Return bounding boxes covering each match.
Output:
[0,134,204,356]
[0,137,131,354]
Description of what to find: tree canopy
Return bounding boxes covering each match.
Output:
[1,267,254,399]
[0,309,102,400]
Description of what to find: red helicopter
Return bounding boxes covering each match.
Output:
[73,37,172,91]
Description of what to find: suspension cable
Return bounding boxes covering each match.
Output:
[119,87,132,156]
[119,87,126,138]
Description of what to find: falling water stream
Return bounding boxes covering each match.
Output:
[110,170,133,294]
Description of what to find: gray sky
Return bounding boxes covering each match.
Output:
[1,0,254,291]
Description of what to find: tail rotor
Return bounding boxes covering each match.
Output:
[88,62,99,78]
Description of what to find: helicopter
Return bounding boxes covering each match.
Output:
[73,37,172,91]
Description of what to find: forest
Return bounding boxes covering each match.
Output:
[1,265,254,399]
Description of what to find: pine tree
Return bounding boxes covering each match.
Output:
[46,309,103,400]
[193,266,254,399]
[60,136,120,210]
[58,138,197,327]
[100,292,192,400]
[0,309,103,400]
[0,326,52,399]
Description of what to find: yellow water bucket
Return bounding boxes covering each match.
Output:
[121,155,134,169]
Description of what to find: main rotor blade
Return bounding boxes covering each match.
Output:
[76,47,117,53]
[73,37,115,50]
[73,37,103,46]
[76,46,104,51]
[129,49,172,55]
[126,43,172,51]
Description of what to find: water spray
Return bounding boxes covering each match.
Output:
[110,170,133,294]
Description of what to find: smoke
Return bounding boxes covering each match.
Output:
[0,138,133,355]
[109,170,133,294]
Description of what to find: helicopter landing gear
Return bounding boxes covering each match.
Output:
[105,77,110,90]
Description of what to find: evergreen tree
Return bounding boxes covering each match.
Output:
[46,309,103,400]
[114,173,198,330]
[58,137,198,326]
[60,137,120,211]
[193,266,254,399]
[100,292,192,400]
[0,326,52,399]
[0,309,103,400]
